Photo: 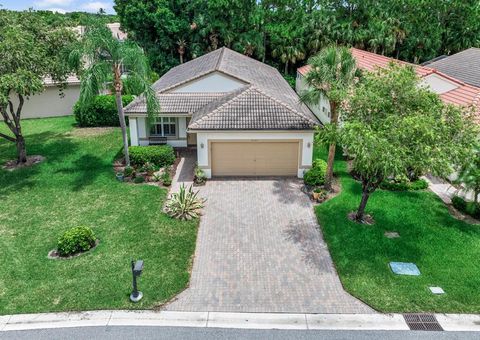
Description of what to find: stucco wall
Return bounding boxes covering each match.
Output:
[421,73,459,94]
[295,73,331,124]
[170,72,245,93]
[195,131,314,178]
[6,85,80,120]
[128,116,188,148]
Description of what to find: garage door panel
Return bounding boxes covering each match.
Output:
[211,141,298,176]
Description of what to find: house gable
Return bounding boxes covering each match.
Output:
[169,71,246,93]
[421,73,459,94]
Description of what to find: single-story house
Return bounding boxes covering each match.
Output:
[297,48,480,124]
[125,47,319,178]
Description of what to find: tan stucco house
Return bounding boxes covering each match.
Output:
[125,47,319,178]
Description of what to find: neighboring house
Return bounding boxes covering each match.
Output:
[125,47,319,178]
[423,48,480,88]
[297,48,480,124]
[5,23,126,120]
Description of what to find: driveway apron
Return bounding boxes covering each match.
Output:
[166,178,374,313]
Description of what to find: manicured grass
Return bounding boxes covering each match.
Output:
[313,146,480,313]
[0,117,197,315]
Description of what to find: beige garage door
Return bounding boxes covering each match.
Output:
[211,141,299,176]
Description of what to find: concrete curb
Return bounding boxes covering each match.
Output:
[1,310,479,332]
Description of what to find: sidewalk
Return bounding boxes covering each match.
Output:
[1,310,479,332]
[424,175,474,204]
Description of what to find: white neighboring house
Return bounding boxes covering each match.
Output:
[125,47,319,178]
[5,23,126,121]
[297,48,480,124]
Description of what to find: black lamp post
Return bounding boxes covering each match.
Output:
[130,259,144,302]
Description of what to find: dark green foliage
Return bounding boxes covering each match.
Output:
[123,165,135,177]
[452,195,480,219]
[57,226,96,257]
[73,95,134,127]
[162,171,172,186]
[128,145,176,167]
[283,74,296,89]
[133,176,145,184]
[115,0,480,76]
[304,158,327,187]
[380,179,428,191]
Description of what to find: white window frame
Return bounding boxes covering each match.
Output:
[150,117,177,137]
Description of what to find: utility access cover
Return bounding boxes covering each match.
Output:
[390,262,421,276]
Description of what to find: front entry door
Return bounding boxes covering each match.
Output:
[186,118,197,146]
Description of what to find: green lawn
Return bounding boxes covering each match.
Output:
[314,146,480,313]
[0,117,197,315]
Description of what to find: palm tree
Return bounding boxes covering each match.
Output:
[177,39,186,64]
[272,43,305,74]
[300,46,357,191]
[69,23,159,166]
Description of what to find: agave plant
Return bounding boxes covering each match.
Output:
[165,184,205,220]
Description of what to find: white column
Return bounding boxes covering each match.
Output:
[129,117,139,146]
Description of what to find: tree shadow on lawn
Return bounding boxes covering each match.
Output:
[55,154,109,192]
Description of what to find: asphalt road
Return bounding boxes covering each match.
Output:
[1,327,478,340]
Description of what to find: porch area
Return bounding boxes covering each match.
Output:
[128,116,197,148]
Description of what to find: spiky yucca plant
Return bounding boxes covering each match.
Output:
[165,184,205,220]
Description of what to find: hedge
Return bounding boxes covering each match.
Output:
[74,95,134,127]
[129,145,176,167]
[380,178,428,191]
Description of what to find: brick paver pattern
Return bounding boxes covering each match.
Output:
[166,178,374,313]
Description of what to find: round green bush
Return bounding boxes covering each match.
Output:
[74,95,134,127]
[57,226,96,257]
[304,159,327,187]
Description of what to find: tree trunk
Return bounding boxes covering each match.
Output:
[355,187,370,222]
[324,101,338,192]
[114,65,130,166]
[16,134,27,163]
[284,61,288,75]
[115,91,130,166]
[179,53,184,64]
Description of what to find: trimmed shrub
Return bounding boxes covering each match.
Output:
[133,176,145,184]
[161,171,172,186]
[129,145,176,167]
[74,95,134,127]
[57,226,96,257]
[452,195,480,219]
[380,178,428,191]
[304,159,327,187]
[410,179,428,190]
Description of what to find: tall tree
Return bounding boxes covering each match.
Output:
[0,11,76,164]
[341,64,478,222]
[69,23,160,166]
[301,46,357,191]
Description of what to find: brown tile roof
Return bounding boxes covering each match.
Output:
[125,93,227,113]
[189,85,318,130]
[125,47,318,130]
[297,48,480,120]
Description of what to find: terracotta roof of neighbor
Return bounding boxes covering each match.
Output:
[126,47,319,130]
[424,48,480,88]
[297,48,480,120]
[43,75,81,86]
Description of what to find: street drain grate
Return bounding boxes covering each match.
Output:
[403,314,443,331]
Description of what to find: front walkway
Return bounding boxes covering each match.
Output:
[424,175,474,204]
[166,175,373,313]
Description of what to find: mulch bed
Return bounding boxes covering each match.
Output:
[348,212,375,225]
[3,155,45,171]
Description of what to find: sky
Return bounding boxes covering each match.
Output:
[0,0,115,14]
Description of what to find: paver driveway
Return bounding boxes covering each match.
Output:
[166,178,373,313]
